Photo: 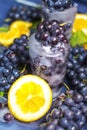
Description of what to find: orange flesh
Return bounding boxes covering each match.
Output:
[15,82,45,113]
[73,14,87,34]
[84,44,87,50]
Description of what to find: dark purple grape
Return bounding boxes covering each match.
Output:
[55,28,61,36]
[76,118,86,129]
[10,44,17,51]
[35,32,41,41]
[0,53,4,60]
[37,23,44,32]
[50,37,58,45]
[79,73,86,80]
[0,103,2,109]
[60,105,68,112]
[0,78,8,86]
[74,110,82,120]
[83,94,87,103]
[54,98,63,107]
[13,69,20,78]
[81,105,87,116]
[64,109,74,119]
[45,24,52,31]
[45,123,56,130]
[67,61,73,69]
[52,119,58,125]
[56,126,64,130]
[5,84,11,91]
[50,20,59,26]
[52,108,61,118]
[80,87,87,95]
[41,31,50,41]
[59,117,69,128]
[47,0,54,7]
[42,41,49,46]
[58,34,65,41]
[72,79,79,86]
[67,121,78,130]
[64,98,75,107]
[2,68,11,76]
[73,93,83,103]
[77,116,86,128]
[4,113,13,122]
[40,65,47,71]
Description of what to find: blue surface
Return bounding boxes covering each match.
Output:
[0,0,87,130]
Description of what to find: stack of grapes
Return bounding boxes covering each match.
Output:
[40,90,87,130]
[0,35,30,92]
[29,19,70,98]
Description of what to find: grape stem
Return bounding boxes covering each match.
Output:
[21,64,27,74]
[63,82,70,90]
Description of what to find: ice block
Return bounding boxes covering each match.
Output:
[29,20,70,98]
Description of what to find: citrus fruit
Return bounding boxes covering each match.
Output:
[8,75,52,122]
[0,30,19,47]
[73,13,87,35]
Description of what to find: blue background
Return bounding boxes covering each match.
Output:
[0,0,87,130]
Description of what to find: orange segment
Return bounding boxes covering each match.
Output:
[10,20,32,31]
[0,30,19,47]
[73,14,87,35]
[8,75,52,122]
[15,82,45,113]
[18,28,30,36]
[84,44,87,50]
[0,32,7,44]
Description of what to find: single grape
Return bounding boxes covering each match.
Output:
[4,113,13,122]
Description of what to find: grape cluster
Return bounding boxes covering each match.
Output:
[0,52,20,92]
[7,5,41,23]
[9,35,30,66]
[0,35,30,92]
[42,0,73,11]
[66,46,87,94]
[40,90,87,130]
[35,20,69,47]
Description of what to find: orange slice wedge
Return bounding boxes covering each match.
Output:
[73,14,87,35]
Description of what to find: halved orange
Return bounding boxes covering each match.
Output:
[8,75,52,122]
[73,14,87,35]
